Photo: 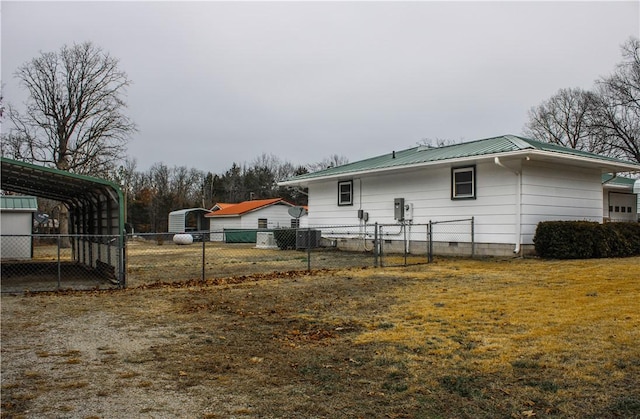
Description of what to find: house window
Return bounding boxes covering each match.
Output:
[452,166,476,199]
[338,180,353,206]
[258,218,268,229]
[291,218,300,228]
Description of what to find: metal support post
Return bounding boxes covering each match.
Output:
[374,222,379,268]
[471,216,475,258]
[202,232,206,281]
[428,220,433,263]
[307,227,311,271]
[57,235,62,289]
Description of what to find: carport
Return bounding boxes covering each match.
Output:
[1,157,126,288]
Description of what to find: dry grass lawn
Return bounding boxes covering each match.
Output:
[2,256,639,418]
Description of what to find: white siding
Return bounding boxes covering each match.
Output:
[239,204,294,229]
[308,162,519,245]
[521,161,602,244]
[168,213,185,233]
[208,204,296,241]
[0,212,33,259]
[209,218,240,241]
[306,159,607,249]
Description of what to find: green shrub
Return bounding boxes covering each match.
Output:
[273,228,297,250]
[600,222,640,257]
[533,221,598,259]
[534,221,640,259]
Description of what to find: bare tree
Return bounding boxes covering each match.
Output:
[5,42,135,175]
[591,37,640,163]
[523,38,640,164]
[417,137,459,148]
[307,154,349,172]
[523,87,607,154]
[4,42,136,243]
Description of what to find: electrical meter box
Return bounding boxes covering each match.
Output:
[394,198,405,221]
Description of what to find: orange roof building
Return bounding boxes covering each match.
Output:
[205,198,302,241]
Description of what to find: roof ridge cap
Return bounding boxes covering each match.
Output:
[503,135,536,150]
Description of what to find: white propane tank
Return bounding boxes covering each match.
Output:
[173,233,194,245]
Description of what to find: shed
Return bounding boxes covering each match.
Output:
[205,198,296,242]
[0,195,38,259]
[168,208,211,233]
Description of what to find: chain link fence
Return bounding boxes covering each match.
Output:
[1,220,475,292]
[1,234,124,293]
[428,218,476,261]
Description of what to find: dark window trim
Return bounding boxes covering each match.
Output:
[451,165,476,200]
[338,180,354,206]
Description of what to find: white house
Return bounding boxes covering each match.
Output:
[205,198,299,242]
[0,195,38,259]
[279,135,640,256]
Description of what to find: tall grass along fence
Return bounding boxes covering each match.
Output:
[1,220,475,292]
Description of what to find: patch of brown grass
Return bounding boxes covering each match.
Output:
[2,257,639,418]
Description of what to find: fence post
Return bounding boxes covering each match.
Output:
[57,235,62,289]
[202,231,206,282]
[379,225,384,267]
[471,216,475,258]
[403,222,407,266]
[307,227,311,271]
[121,234,127,288]
[426,224,429,264]
[374,222,379,268]
[428,220,433,263]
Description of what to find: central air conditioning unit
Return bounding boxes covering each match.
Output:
[296,229,321,249]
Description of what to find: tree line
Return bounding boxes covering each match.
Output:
[109,153,347,233]
[2,38,639,235]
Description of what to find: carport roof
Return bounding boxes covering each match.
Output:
[1,157,124,235]
[1,157,122,205]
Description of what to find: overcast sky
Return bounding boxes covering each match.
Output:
[2,1,639,173]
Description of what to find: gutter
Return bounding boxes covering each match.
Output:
[494,157,522,255]
[602,173,618,185]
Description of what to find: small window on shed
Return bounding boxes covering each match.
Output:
[258,218,268,229]
[452,166,476,199]
[291,218,300,228]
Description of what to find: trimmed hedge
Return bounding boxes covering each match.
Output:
[273,229,297,250]
[534,221,640,259]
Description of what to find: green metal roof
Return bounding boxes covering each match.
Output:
[0,195,38,211]
[602,174,639,188]
[1,157,125,236]
[281,135,640,185]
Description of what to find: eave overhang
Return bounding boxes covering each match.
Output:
[279,150,640,188]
